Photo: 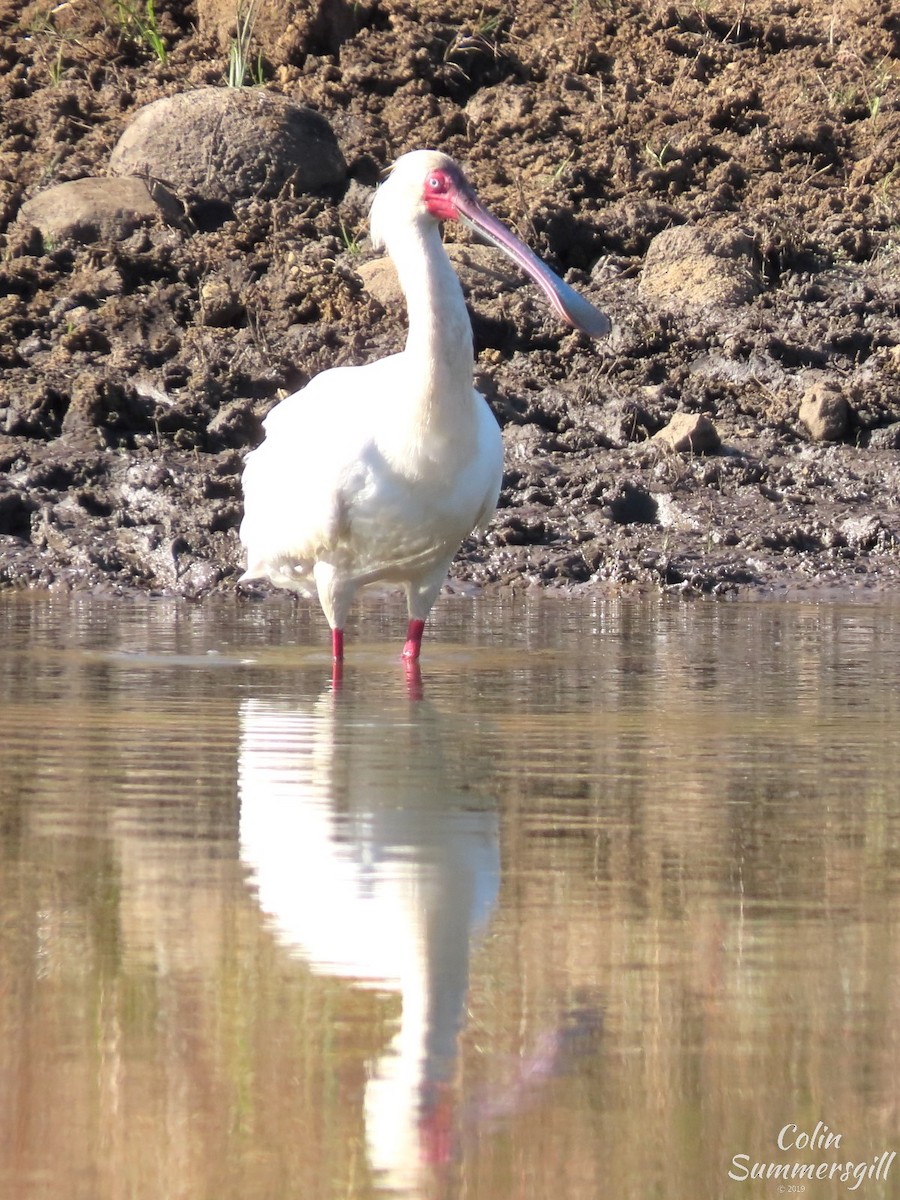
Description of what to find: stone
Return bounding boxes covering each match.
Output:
[108,88,346,203]
[639,224,759,311]
[653,412,721,453]
[798,381,850,441]
[16,176,180,246]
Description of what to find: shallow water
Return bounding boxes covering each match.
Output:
[1,591,899,1200]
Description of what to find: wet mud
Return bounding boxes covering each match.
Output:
[1,0,899,600]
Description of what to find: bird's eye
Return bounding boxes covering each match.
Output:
[427,172,448,193]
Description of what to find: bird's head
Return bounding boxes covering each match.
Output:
[368,149,612,339]
[369,150,472,250]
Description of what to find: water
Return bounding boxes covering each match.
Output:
[1,591,899,1200]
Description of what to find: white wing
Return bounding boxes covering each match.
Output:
[239,358,400,581]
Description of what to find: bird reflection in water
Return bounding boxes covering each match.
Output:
[238,681,603,1193]
[238,683,498,1193]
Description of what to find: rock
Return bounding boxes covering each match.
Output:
[108,88,346,203]
[798,381,850,441]
[639,224,759,310]
[653,412,721,453]
[16,176,180,246]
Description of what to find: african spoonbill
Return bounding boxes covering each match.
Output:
[239,149,609,664]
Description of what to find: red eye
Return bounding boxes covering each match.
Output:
[423,167,459,220]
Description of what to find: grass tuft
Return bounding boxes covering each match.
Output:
[227,1,264,87]
[114,0,167,63]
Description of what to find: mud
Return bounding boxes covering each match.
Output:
[1,0,899,601]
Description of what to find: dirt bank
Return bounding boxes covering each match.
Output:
[1,0,899,599]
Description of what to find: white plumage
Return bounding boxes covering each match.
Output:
[240,149,609,663]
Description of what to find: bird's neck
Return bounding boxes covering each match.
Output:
[390,220,475,403]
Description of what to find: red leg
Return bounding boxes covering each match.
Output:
[330,628,344,691]
[401,618,425,660]
[331,627,344,661]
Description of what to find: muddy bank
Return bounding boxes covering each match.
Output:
[1,0,899,600]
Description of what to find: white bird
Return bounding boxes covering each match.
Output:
[239,149,610,664]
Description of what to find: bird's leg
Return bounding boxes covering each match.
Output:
[315,562,353,666]
[331,628,345,661]
[401,618,425,660]
[330,629,344,691]
[403,574,445,661]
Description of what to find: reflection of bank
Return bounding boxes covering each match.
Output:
[238,691,500,1194]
